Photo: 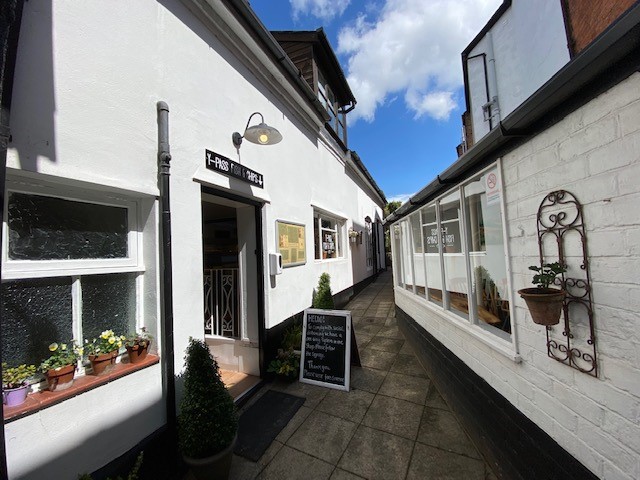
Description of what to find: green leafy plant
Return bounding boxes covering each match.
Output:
[528,262,566,289]
[124,327,153,348]
[267,349,300,378]
[178,338,238,459]
[312,273,334,309]
[39,341,81,373]
[2,363,36,389]
[84,329,125,356]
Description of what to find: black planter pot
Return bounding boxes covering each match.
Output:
[183,434,237,480]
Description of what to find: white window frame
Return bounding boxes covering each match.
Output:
[314,209,344,261]
[2,181,143,280]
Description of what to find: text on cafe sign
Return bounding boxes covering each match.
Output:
[205,149,264,189]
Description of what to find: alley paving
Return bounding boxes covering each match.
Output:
[228,270,497,480]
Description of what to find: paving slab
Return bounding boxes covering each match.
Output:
[366,336,404,354]
[362,395,423,440]
[376,325,404,339]
[378,371,430,405]
[275,405,313,443]
[350,366,387,394]
[359,348,397,371]
[338,425,413,480]
[390,353,428,378]
[417,407,481,459]
[257,445,334,480]
[425,383,450,411]
[328,468,365,480]
[316,388,375,423]
[406,443,485,480]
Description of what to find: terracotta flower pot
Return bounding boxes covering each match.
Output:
[126,342,150,364]
[89,350,118,375]
[518,288,566,326]
[45,364,76,391]
[3,384,30,407]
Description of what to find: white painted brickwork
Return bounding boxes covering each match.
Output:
[397,72,640,479]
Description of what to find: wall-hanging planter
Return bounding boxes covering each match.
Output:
[518,287,566,325]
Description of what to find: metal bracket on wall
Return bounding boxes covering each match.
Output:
[537,190,597,376]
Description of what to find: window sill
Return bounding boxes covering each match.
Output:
[3,355,159,423]
[314,258,346,263]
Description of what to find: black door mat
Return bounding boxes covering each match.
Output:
[234,389,305,462]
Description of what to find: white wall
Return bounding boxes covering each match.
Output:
[468,0,570,142]
[396,72,640,480]
[5,0,384,476]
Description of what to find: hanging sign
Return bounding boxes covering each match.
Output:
[300,309,352,391]
[205,149,264,188]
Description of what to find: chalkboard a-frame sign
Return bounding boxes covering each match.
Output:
[299,309,351,391]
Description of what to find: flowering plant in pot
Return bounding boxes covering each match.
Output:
[2,363,36,407]
[179,338,238,480]
[267,323,302,381]
[84,329,125,375]
[39,342,80,391]
[518,262,567,326]
[124,327,153,364]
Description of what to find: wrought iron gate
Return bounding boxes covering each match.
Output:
[204,268,240,338]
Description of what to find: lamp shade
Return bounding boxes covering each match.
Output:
[243,123,283,145]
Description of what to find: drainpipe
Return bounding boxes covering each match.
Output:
[157,101,176,438]
[0,1,25,478]
[485,31,500,123]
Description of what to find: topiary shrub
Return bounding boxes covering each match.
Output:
[312,273,334,309]
[178,338,238,459]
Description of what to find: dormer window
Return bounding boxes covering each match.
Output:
[318,70,346,141]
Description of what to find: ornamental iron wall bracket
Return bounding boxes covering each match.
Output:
[536,190,597,376]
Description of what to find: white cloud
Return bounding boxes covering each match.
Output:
[388,193,415,204]
[290,0,351,22]
[338,0,502,122]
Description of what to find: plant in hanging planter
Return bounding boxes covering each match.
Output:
[124,327,153,364]
[348,227,360,243]
[39,341,80,391]
[84,329,125,375]
[179,338,238,480]
[518,262,567,326]
[2,363,36,407]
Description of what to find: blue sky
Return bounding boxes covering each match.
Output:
[249,0,502,203]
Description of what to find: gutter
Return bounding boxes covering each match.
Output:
[385,2,640,225]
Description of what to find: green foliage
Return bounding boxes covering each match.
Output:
[312,273,334,309]
[267,350,300,378]
[528,262,566,289]
[78,452,143,480]
[124,327,153,348]
[178,338,238,459]
[84,329,125,356]
[2,363,36,389]
[39,341,81,373]
[384,201,402,218]
[281,323,302,351]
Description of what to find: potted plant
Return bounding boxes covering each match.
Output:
[312,273,334,309]
[39,342,80,391]
[179,338,237,480]
[84,329,125,375]
[518,262,567,326]
[348,228,359,244]
[2,363,36,407]
[268,323,302,381]
[124,327,153,364]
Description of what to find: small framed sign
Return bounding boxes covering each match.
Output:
[276,220,306,267]
[299,308,351,391]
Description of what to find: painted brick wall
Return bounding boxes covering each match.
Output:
[396,71,640,479]
[563,0,636,54]
[502,71,640,480]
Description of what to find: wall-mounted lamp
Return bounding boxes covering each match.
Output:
[232,112,282,148]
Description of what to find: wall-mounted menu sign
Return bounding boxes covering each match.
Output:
[277,221,306,267]
[205,149,264,189]
[299,309,351,391]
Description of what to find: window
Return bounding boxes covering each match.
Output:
[318,69,347,144]
[314,211,343,260]
[365,217,373,269]
[392,164,511,339]
[1,185,145,367]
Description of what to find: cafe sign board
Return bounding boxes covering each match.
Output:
[299,309,351,391]
[205,149,264,188]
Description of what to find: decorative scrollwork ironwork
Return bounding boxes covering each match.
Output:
[537,190,597,377]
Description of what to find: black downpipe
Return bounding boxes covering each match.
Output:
[157,102,176,438]
[0,1,25,478]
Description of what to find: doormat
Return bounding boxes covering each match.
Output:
[234,389,305,462]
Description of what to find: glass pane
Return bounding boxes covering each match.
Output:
[401,221,413,291]
[392,224,404,288]
[314,217,320,259]
[321,231,337,259]
[1,278,73,366]
[422,205,443,305]
[465,171,511,335]
[8,192,128,260]
[440,191,468,319]
[409,213,426,297]
[321,217,332,229]
[82,273,137,340]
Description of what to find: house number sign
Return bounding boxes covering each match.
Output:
[205,149,264,188]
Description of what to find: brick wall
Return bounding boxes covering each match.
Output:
[395,71,640,479]
[563,0,636,54]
